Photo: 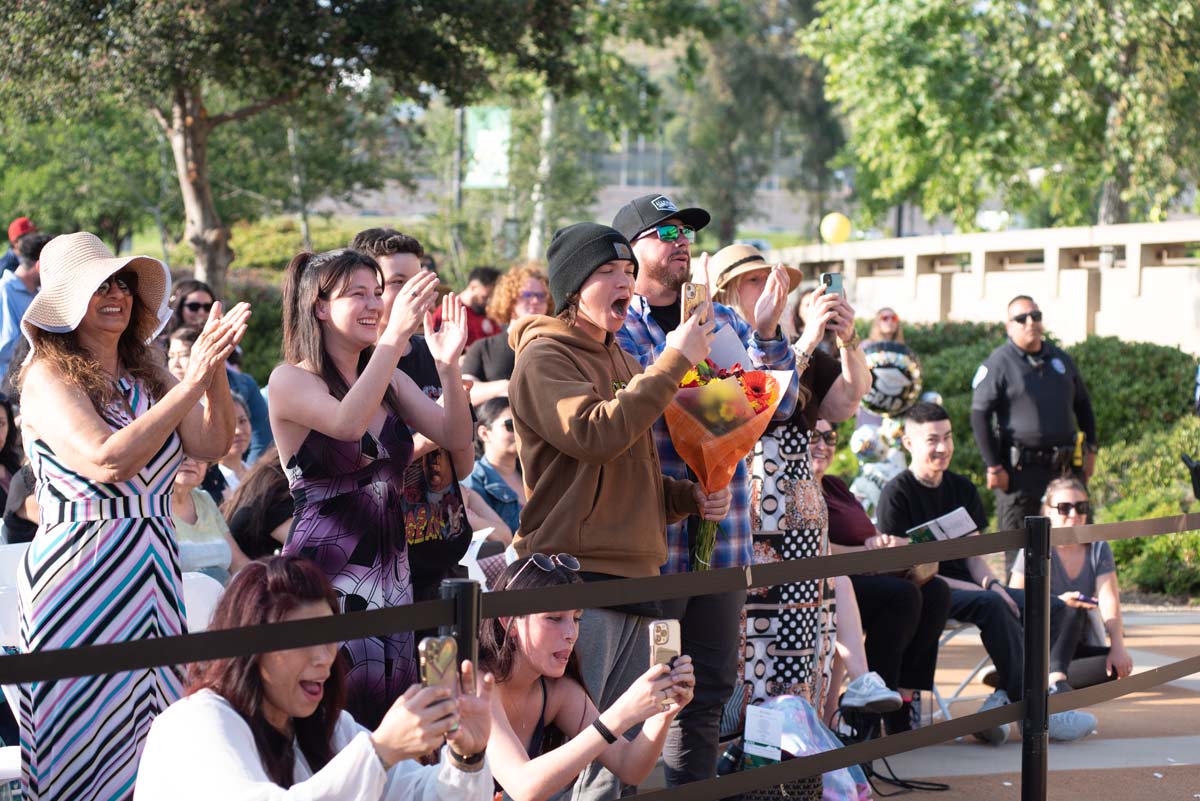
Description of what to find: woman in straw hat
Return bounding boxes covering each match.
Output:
[709,244,869,722]
[268,249,471,729]
[15,232,250,801]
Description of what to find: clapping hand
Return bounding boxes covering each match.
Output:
[183,301,251,389]
[381,270,440,348]
[426,293,469,365]
[752,264,791,339]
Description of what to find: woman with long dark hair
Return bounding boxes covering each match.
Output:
[481,555,695,801]
[135,555,495,799]
[268,249,472,726]
[17,232,249,800]
[224,445,293,560]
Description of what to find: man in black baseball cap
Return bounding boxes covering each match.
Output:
[611,194,800,790]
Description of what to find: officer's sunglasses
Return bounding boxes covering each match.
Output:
[1010,310,1043,325]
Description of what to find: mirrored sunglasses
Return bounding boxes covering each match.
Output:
[644,224,695,243]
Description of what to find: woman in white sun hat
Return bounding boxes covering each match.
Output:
[15,232,250,801]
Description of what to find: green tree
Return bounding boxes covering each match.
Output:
[804,0,1200,228]
[1,1,580,294]
[0,105,178,252]
[669,1,844,246]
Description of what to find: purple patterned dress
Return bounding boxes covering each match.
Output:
[282,413,415,728]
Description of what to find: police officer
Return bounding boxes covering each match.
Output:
[971,295,1097,574]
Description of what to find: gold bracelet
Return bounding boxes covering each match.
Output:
[837,330,861,350]
[794,350,812,373]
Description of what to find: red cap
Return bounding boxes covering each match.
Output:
[8,217,36,243]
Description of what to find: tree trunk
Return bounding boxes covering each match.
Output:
[163,85,234,295]
[526,89,555,262]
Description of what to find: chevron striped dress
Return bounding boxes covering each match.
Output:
[17,377,185,801]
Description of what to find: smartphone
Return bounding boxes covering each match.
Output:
[680,282,708,324]
[1076,593,1099,606]
[418,635,459,697]
[819,272,844,298]
[648,619,682,668]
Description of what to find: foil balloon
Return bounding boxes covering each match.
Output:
[819,212,852,244]
[850,425,885,464]
[861,341,923,416]
[919,390,944,407]
[878,415,905,449]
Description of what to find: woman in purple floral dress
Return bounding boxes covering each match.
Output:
[269,249,471,726]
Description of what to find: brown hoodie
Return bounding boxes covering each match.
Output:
[508,315,699,578]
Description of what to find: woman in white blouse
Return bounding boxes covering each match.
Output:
[135,556,495,800]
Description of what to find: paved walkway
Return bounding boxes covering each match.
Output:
[887,610,1200,799]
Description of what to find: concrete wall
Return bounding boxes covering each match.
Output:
[773,221,1200,354]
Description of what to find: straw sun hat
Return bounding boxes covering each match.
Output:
[21,232,173,346]
[709,243,802,292]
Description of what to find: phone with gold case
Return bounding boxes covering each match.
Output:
[418,636,459,696]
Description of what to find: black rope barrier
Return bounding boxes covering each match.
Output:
[1050,512,1200,547]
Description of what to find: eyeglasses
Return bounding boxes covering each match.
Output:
[813,430,839,447]
[1051,500,1090,517]
[640,224,695,244]
[500,419,514,432]
[504,552,581,590]
[94,272,137,297]
[518,291,547,304]
[183,301,214,314]
[1010,310,1043,325]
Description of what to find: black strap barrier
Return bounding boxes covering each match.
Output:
[0,513,1196,801]
[1021,517,1051,801]
[1051,512,1200,547]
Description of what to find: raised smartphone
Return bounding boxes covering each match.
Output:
[648,619,682,668]
[680,282,708,323]
[819,272,844,298]
[418,635,459,696]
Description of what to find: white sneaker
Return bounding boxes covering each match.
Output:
[972,689,1010,745]
[841,671,903,713]
[1048,710,1097,742]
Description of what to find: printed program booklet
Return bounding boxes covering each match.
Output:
[905,506,978,543]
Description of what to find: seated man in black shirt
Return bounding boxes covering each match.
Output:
[876,402,1095,745]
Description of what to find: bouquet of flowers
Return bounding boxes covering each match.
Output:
[665,336,791,570]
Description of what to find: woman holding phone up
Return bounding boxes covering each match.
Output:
[481,556,695,801]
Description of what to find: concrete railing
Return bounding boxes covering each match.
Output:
[769,220,1200,354]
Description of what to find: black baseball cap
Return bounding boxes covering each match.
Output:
[612,194,711,242]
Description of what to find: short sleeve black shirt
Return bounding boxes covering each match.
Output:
[462,330,516,382]
[875,469,989,584]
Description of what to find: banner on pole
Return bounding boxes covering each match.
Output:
[463,106,511,190]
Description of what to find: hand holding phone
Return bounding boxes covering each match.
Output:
[819,272,844,298]
[419,636,459,697]
[648,619,681,668]
[681,282,708,324]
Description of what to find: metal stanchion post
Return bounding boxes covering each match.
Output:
[439,578,481,674]
[1021,516,1051,801]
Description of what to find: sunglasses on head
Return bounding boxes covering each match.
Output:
[505,552,581,590]
[183,301,214,313]
[813,430,839,447]
[94,271,137,297]
[1050,500,1090,517]
[1010,310,1043,325]
[641,224,695,244]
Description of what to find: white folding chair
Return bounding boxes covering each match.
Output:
[930,620,993,723]
[182,572,225,633]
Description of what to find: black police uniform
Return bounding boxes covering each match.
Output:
[970,339,1097,569]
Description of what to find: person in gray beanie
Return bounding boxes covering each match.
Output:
[504,221,730,800]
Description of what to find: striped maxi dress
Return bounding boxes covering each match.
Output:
[17,376,186,801]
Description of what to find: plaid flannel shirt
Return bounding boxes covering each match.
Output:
[616,296,799,574]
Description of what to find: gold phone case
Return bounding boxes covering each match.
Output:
[418,636,458,695]
[681,282,707,323]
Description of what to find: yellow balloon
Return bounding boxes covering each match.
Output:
[820,212,852,244]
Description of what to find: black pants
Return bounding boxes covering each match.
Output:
[947,586,1066,701]
[659,589,746,786]
[1051,606,1114,686]
[850,574,951,691]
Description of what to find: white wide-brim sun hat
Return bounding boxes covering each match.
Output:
[21,232,173,346]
